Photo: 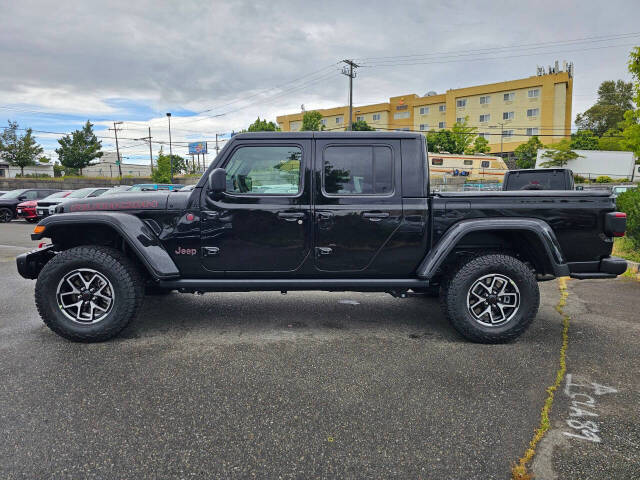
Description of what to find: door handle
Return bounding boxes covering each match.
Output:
[316,247,333,256]
[363,212,389,221]
[203,211,219,219]
[317,211,333,220]
[277,212,305,222]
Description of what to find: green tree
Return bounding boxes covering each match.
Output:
[540,144,583,168]
[152,149,188,183]
[598,129,625,151]
[245,117,280,132]
[38,156,50,163]
[426,130,457,153]
[513,136,544,169]
[301,111,325,131]
[351,120,375,131]
[465,135,490,154]
[55,120,103,175]
[621,47,640,162]
[0,121,44,175]
[426,117,476,154]
[575,80,635,136]
[570,130,599,150]
[451,117,477,154]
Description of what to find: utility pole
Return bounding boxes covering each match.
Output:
[148,127,153,173]
[341,59,359,131]
[166,113,173,182]
[215,134,220,156]
[109,121,124,179]
[499,123,505,156]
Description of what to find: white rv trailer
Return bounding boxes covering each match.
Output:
[535,149,638,182]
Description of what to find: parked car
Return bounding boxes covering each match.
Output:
[129,183,184,192]
[611,184,637,199]
[36,187,110,218]
[0,191,8,197]
[503,168,575,191]
[0,188,62,222]
[17,132,627,344]
[18,191,72,222]
[102,185,133,195]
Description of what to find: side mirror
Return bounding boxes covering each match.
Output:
[18,195,26,201]
[208,168,227,198]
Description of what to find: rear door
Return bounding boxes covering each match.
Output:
[313,139,403,272]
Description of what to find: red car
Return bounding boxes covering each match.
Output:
[17,191,72,222]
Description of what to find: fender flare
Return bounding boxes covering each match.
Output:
[416,218,569,279]
[32,212,180,279]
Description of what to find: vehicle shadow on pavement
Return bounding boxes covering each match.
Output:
[119,292,461,343]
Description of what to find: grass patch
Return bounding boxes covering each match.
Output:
[612,237,640,263]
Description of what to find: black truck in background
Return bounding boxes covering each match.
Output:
[503,168,575,191]
[17,132,627,343]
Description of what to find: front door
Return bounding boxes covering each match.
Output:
[201,140,311,273]
[313,139,403,272]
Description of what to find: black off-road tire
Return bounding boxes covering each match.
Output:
[35,246,144,342]
[0,207,13,223]
[440,254,539,343]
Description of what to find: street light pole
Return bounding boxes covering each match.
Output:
[166,112,173,182]
[109,121,124,179]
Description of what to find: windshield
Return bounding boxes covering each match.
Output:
[42,191,70,200]
[67,188,96,198]
[1,189,28,199]
[507,172,568,190]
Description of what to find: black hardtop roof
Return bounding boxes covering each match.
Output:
[231,131,423,140]
[506,168,573,174]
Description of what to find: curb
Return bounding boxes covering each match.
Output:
[627,260,639,274]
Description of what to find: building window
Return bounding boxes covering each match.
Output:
[394,128,410,131]
[396,104,408,110]
[527,108,539,117]
[323,146,393,195]
[479,114,490,123]
[372,113,381,121]
[503,111,514,121]
[320,119,327,126]
[356,116,364,122]
[393,111,410,119]
[224,146,302,195]
[503,92,515,101]
[528,89,540,98]
[335,116,343,124]
[464,160,473,166]
[456,117,465,124]
[419,124,428,131]
[477,132,487,139]
[456,99,467,108]
[290,121,301,131]
[526,128,539,136]
[438,121,446,129]
[481,160,490,168]
[479,95,490,104]
[503,130,514,138]
[419,107,430,115]
[439,105,446,112]
[431,158,443,166]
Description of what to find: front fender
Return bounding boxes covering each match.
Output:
[416,218,569,279]
[31,212,180,279]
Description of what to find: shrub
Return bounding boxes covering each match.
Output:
[595,175,613,183]
[15,173,51,178]
[573,174,587,184]
[616,188,640,248]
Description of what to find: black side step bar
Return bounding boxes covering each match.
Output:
[157,278,429,293]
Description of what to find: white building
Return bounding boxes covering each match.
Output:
[82,152,152,178]
[0,160,54,178]
[535,149,639,182]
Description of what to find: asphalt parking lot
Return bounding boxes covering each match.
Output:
[1,221,639,479]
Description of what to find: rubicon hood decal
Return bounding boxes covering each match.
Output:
[62,192,169,213]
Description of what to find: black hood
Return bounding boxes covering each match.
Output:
[59,192,171,214]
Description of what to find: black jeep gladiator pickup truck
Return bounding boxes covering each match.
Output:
[17,132,628,343]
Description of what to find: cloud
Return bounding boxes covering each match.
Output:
[1,0,639,162]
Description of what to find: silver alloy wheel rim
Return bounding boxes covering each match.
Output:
[466,273,520,327]
[56,268,114,324]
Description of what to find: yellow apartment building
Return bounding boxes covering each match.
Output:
[276,70,573,155]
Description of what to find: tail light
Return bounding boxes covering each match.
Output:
[604,212,626,237]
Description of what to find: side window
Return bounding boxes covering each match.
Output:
[89,189,108,197]
[224,145,302,195]
[323,145,393,196]
[481,161,490,168]
[431,158,443,166]
[24,190,39,200]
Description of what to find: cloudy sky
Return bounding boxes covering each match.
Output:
[1,0,639,163]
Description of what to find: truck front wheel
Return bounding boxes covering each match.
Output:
[35,246,144,342]
[440,254,539,343]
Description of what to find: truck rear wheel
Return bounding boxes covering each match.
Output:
[440,254,539,343]
[35,246,144,342]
